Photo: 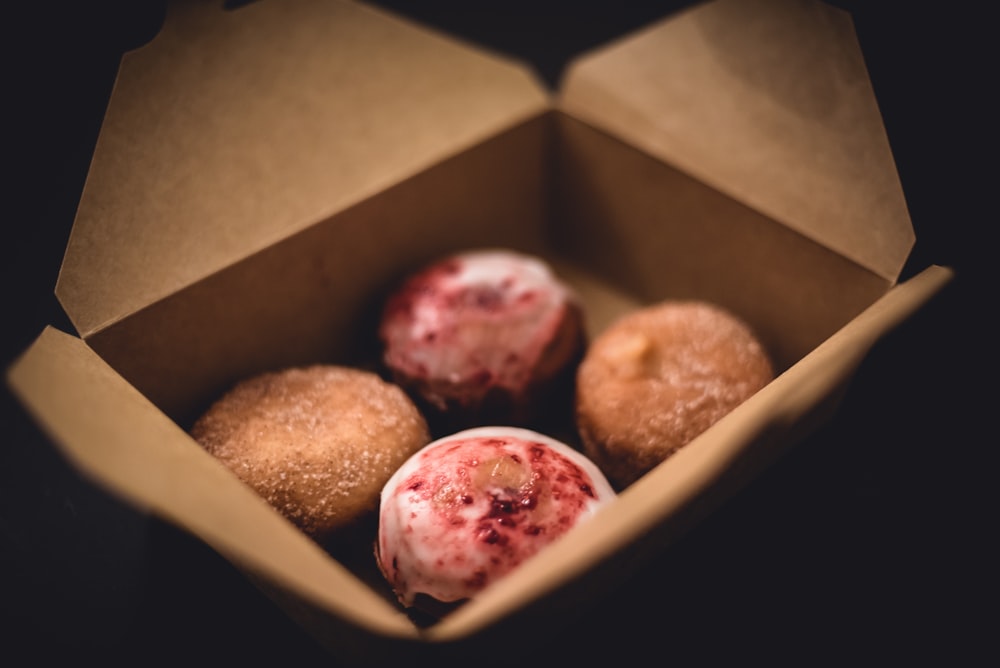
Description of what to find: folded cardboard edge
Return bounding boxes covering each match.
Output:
[558,0,915,284]
[5,327,418,640]
[56,0,551,342]
[427,263,953,640]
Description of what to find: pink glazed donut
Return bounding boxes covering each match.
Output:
[378,249,586,432]
[376,426,616,611]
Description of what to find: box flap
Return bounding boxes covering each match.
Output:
[559,0,914,284]
[56,0,550,339]
[427,263,954,640]
[6,326,419,639]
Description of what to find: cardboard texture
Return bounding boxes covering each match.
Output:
[559,0,914,283]
[6,0,953,660]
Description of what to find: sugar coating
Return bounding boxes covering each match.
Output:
[378,249,584,423]
[191,365,430,541]
[576,301,774,489]
[376,426,616,607]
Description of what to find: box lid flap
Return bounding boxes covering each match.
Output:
[56,0,549,339]
[426,263,954,640]
[6,326,419,638]
[559,0,914,283]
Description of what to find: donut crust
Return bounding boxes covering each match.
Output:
[191,365,430,541]
[575,301,774,488]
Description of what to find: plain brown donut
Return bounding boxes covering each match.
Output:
[575,301,774,489]
[191,365,430,542]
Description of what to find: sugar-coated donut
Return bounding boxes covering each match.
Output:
[575,301,774,489]
[190,365,430,542]
[376,426,616,611]
[378,249,585,432]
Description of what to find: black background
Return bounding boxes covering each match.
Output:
[3,1,991,665]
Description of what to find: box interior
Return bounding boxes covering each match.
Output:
[74,102,896,631]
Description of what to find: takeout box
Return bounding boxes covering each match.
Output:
[8,0,953,663]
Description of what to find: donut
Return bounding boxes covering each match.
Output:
[575,301,774,489]
[377,249,586,432]
[190,365,430,542]
[376,426,616,611]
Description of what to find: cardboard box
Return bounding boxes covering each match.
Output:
[7,0,953,662]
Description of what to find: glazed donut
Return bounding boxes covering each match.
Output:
[376,426,616,611]
[575,301,774,489]
[190,365,430,542]
[377,249,585,432]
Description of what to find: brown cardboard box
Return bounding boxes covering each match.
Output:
[6,0,955,663]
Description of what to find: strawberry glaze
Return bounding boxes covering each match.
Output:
[378,250,583,423]
[376,426,615,607]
